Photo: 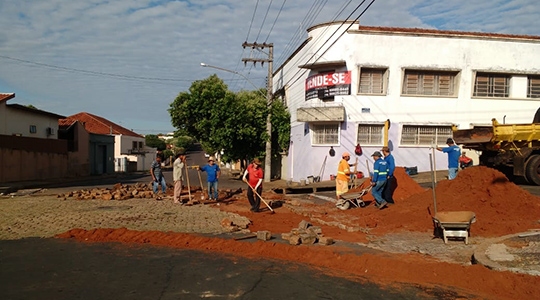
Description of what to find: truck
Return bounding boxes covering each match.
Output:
[452,111,540,185]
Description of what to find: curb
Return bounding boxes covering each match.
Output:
[473,232,540,276]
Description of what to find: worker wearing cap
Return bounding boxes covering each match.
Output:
[381,146,395,204]
[437,138,461,180]
[199,156,221,201]
[336,152,356,201]
[371,151,388,209]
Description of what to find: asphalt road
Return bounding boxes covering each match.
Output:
[0,238,469,300]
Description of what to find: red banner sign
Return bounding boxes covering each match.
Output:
[305,71,351,100]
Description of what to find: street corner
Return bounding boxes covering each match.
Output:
[473,231,540,276]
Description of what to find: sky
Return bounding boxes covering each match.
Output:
[1,0,539,135]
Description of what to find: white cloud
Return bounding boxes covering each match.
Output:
[0,0,539,133]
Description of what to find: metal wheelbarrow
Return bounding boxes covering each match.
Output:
[432,211,476,244]
[336,186,372,210]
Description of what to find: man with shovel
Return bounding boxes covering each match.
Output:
[243,158,264,212]
[370,151,389,209]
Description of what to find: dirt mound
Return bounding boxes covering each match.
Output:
[312,166,540,237]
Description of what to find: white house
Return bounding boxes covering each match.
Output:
[0,93,64,138]
[273,21,540,182]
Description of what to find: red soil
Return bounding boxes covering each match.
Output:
[56,165,540,299]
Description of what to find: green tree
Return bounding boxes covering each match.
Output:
[145,134,167,150]
[271,100,291,155]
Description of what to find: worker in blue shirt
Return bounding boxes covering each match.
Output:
[381,146,395,204]
[370,151,388,209]
[437,138,461,180]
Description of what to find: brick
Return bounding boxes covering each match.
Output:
[288,235,301,245]
[298,220,311,230]
[300,233,317,244]
[102,193,113,200]
[307,226,322,235]
[281,232,292,240]
[318,237,334,245]
[257,231,271,241]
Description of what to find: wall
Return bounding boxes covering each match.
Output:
[275,22,540,181]
[89,134,115,175]
[0,135,68,182]
[0,107,59,139]
[114,135,153,171]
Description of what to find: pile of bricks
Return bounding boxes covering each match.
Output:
[281,220,334,246]
[57,183,166,201]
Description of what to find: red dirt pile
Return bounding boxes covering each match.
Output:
[56,228,540,300]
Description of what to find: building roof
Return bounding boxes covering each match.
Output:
[7,103,66,119]
[65,112,143,138]
[0,93,15,103]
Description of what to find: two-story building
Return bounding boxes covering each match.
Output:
[273,21,540,182]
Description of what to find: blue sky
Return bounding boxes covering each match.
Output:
[1,0,539,134]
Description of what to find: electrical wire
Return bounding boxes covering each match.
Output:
[264,0,287,43]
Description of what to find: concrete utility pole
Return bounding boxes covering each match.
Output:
[242,42,273,183]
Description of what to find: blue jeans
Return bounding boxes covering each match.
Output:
[371,180,387,205]
[153,176,166,194]
[448,168,458,180]
[207,181,218,200]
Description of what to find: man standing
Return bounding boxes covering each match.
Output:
[381,146,395,204]
[370,151,388,209]
[459,151,473,169]
[150,155,166,199]
[437,138,461,180]
[199,156,221,201]
[336,152,356,201]
[173,153,186,204]
[243,158,264,212]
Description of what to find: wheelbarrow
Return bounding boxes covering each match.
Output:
[432,211,476,244]
[336,186,372,210]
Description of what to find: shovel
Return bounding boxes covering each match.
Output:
[244,180,275,214]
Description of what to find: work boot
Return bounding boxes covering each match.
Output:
[378,200,388,210]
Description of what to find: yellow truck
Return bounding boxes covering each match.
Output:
[453,117,540,185]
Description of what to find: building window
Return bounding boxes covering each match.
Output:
[401,125,452,146]
[357,124,384,145]
[312,123,339,145]
[138,141,144,149]
[29,125,37,134]
[358,68,387,94]
[132,141,138,149]
[473,73,509,97]
[528,76,540,98]
[402,70,457,96]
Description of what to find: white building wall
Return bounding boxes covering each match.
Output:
[113,135,154,171]
[275,22,540,182]
[0,108,59,139]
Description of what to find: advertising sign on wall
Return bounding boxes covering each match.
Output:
[305,71,351,100]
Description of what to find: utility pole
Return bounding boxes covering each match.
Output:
[242,42,273,183]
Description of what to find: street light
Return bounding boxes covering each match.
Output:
[200,62,272,182]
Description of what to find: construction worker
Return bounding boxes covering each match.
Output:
[370,151,388,209]
[437,138,461,180]
[381,146,395,204]
[336,152,356,201]
[459,151,473,169]
[172,153,186,204]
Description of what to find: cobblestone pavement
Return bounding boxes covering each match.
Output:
[0,195,250,240]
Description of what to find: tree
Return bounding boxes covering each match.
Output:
[145,134,166,150]
[270,100,291,155]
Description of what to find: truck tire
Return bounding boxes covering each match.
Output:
[525,155,540,185]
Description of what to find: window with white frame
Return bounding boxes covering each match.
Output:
[402,70,457,96]
[401,125,452,146]
[311,123,339,145]
[473,73,510,97]
[358,68,387,95]
[528,76,540,98]
[357,124,384,145]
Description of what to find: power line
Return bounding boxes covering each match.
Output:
[264,0,287,43]
[245,0,260,41]
[254,0,274,42]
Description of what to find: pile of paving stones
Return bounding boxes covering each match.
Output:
[281,220,334,246]
[57,182,166,200]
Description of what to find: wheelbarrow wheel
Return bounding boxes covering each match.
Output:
[336,200,350,210]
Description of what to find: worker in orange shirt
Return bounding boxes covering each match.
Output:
[459,151,473,169]
[336,152,356,201]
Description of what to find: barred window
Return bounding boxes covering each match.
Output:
[358,68,387,94]
[29,125,37,134]
[528,76,540,98]
[357,124,384,145]
[401,125,452,146]
[473,73,509,97]
[402,70,457,96]
[312,123,339,145]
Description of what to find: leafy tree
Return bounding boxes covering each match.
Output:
[169,75,290,166]
[145,134,166,150]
